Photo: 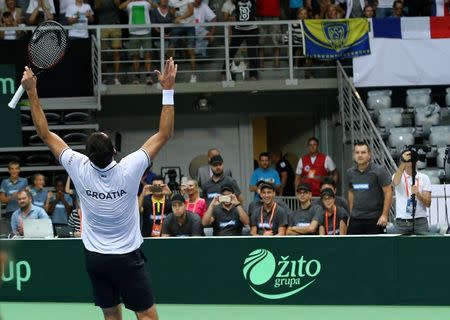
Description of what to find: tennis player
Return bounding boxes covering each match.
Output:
[21,58,177,320]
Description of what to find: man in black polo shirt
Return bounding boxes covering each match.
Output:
[271,151,295,196]
[346,141,392,234]
[312,177,349,212]
[162,194,203,237]
[201,155,243,206]
[286,183,322,235]
[202,184,249,236]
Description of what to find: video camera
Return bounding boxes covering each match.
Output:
[401,145,431,163]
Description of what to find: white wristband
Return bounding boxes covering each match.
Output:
[162,89,174,105]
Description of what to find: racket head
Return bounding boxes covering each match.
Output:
[28,20,69,71]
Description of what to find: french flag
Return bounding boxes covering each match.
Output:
[372,16,450,39]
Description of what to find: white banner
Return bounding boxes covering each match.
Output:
[353,36,450,87]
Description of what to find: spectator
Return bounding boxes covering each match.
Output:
[286,183,322,235]
[289,0,303,19]
[312,176,348,212]
[11,189,49,236]
[318,188,348,235]
[168,0,197,83]
[162,194,203,236]
[392,150,431,235]
[47,178,73,225]
[29,173,51,212]
[139,163,157,195]
[95,0,122,84]
[256,0,281,68]
[138,175,172,237]
[150,0,173,56]
[66,0,94,39]
[376,0,393,16]
[26,0,55,25]
[220,0,234,21]
[248,180,291,215]
[295,137,338,197]
[249,183,287,236]
[59,0,75,25]
[323,3,345,18]
[362,4,375,16]
[3,0,23,24]
[338,0,366,18]
[221,0,259,81]
[193,0,216,58]
[184,179,207,218]
[392,0,404,17]
[119,0,154,85]
[201,154,243,206]
[271,151,295,196]
[68,197,82,237]
[202,184,249,236]
[249,152,281,200]
[0,11,24,39]
[196,148,232,189]
[346,141,392,234]
[0,161,28,227]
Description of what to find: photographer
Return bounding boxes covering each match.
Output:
[392,150,432,235]
[202,184,249,236]
[139,175,173,237]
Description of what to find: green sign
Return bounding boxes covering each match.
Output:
[0,64,22,147]
[1,237,450,305]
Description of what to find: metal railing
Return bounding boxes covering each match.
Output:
[0,21,348,87]
[337,61,397,175]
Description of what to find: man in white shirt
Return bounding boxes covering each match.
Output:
[21,57,178,320]
[392,150,432,235]
[66,0,94,38]
[193,0,216,57]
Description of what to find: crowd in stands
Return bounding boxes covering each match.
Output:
[0,138,433,238]
[1,0,447,82]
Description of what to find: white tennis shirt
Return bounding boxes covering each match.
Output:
[60,148,151,254]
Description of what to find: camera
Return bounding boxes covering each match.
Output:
[150,185,163,194]
[402,145,431,163]
[219,195,231,203]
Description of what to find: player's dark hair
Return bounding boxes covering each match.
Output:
[86,132,115,169]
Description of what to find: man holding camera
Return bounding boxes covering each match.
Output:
[202,184,249,236]
[392,150,432,234]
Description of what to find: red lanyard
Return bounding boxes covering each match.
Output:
[152,200,165,226]
[404,173,419,198]
[325,206,337,235]
[260,203,277,231]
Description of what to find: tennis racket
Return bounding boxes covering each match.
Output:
[8,20,68,109]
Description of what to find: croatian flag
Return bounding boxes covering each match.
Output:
[372,16,450,39]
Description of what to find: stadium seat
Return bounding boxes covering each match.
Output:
[436,147,450,179]
[64,112,90,124]
[414,103,441,138]
[377,108,403,138]
[429,126,450,147]
[0,155,20,167]
[418,168,445,184]
[62,133,88,144]
[45,112,61,125]
[28,134,45,146]
[367,90,392,118]
[406,88,431,109]
[388,127,415,157]
[25,154,53,166]
[21,114,31,126]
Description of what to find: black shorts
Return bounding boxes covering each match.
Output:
[347,217,385,235]
[84,248,154,312]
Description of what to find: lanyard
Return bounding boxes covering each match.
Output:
[187,198,198,214]
[78,208,82,233]
[325,206,337,235]
[404,173,419,198]
[260,203,277,231]
[152,199,165,226]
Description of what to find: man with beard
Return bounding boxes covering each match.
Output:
[249,183,287,236]
[201,155,243,206]
[11,189,50,236]
[196,148,232,189]
[162,194,203,237]
[202,184,249,236]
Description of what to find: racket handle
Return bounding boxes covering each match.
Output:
[8,85,25,109]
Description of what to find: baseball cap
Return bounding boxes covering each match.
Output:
[296,183,311,192]
[220,183,234,193]
[320,188,335,198]
[210,155,223,165]
[171,194,186,203]
[259,182,275,191]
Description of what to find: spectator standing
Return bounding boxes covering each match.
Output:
[47,178,73,225]
[193,0,216,58]
[256,0,281,68]
[26,0,55,25]
[66,0,94,39]
[29,173,51,212]
[249,152,281,200]
[184,179,207,218]
[196,148,233,189]
[271,151,295,196]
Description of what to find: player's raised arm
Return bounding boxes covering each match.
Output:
[141,58,178,159]
[22,67,69,160]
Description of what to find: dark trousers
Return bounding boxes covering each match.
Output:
[347,217,385,235]
[223,28,258,78]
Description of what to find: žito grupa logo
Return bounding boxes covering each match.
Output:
[243,249,321,300]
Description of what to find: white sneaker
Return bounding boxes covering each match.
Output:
[190,74,197,83]
[114,78,121,85]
